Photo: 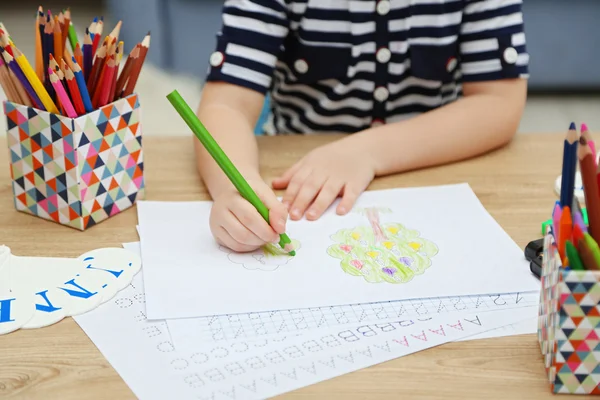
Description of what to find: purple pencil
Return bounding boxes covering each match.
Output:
[83,28,93,82]
[0,46,44,110]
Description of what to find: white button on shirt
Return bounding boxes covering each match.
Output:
[376,48,391,63]
[294,59,309,74]
[209,51,224,67]
[374,87,389,102]
[376,0,391,16]
[503,47,518,64]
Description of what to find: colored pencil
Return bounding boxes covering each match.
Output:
[64,62,85,116]
[584,233,600,270]
[1,47,43,109]
[67,14,78,51]
[578,237,598,270]
[92,54,111,108]
[558,206,572,260]
[560,122,579,208]
[579,136,600,242]
[582,123,596,162]
[107,20,122,43]
[62,9,71,49]
[72,56,93,113]
[98,57,116,107]
[109,41,123,101]
[57,12,66,46]
[573,208,587,233]
[566,240,584,270]
[43,14,55,97]
[573,224,585,249]
[166,90,296,255]
[13,46,58,114]
[74,42,83,70]
[35,7,44,81]
[83,28,92,80]
[88,18,97,42]
[53,15,63,65]
[552,202,562,238]
[63,46,76,71]
[0,56,20,103]
[0,48,29,106]
[115,44,138,98]
[48,67,76,118]
[122,32,150,98]
[91,22,102,57]
[87,41,106,93]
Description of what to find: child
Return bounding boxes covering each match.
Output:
[196,0,528,252]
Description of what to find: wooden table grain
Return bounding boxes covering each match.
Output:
[0,133,586,399]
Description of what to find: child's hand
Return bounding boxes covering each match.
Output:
[209,180,289,252]
[272,139,376,221]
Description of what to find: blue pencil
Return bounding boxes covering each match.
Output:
[72,57,93,113]
[560,122,579,208]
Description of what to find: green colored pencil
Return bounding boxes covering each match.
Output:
[584,233,600,268]
[68,22,79,52]
[566,240,584,270]
[166,90,295,256]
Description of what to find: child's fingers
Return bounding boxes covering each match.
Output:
[337,184,363,215]
[272,162,301,190]
[282,168,312,211]
[230,200,279,243]
[289,172,327,220]
[306,179,344,220]
[215,226,259,253]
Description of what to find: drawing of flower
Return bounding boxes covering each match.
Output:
[220,239,302,271]
[327,207,438,284]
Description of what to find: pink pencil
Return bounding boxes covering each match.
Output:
[582,123,596,162]
[48,67,77,118]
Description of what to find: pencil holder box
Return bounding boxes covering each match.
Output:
[538,226,600,395]
[3,94,145,230]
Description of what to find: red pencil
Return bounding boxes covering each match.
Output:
[63,61,85,115]
[98,56,116,107]
[122,32,150,98]
[580,137,600,242]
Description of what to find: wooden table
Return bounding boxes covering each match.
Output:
[0,134,586,399]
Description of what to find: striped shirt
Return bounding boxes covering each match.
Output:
[206,0,529,134]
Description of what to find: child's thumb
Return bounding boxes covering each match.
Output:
[255,186,288,234]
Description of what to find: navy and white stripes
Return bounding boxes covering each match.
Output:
[207,0,529,134]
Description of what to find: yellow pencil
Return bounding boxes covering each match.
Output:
[13,46,58,114]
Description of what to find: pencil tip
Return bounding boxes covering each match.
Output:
[582,123,589,132]
[570,122,576,130]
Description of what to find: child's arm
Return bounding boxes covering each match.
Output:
[350,78,527,176]
[194,82,265,199]
[194,0,291,252]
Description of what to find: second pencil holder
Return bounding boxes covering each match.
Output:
[538,226,600,394]
[4,94,145,230]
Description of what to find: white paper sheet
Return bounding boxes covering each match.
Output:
[74,269,538,400]
[137,184,539,319]
[167,291,538,349]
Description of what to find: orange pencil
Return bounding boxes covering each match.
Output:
[580,137,600,242]
[74,43,83,70]
[0,57,20,102]
[558,206,572,261]
[53,15,63,64]
[63,8,71,49]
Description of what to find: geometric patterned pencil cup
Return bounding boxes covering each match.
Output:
[538,226,600,395]
[4,94,145,230]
